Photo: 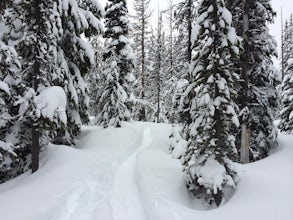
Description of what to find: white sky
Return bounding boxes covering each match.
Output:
[100,0,293,68]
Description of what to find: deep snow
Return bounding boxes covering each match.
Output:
[0,122,292,220]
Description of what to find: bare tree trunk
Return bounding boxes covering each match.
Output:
[140,1,146,121]
[31,124,40,173]
[240,124,250,163]
[187,0,192,62]
[156,12,162,123]
[31,0,41,173]
[240,0,250,164]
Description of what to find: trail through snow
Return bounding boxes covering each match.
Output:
[42,125,154,220]
[0,122,292,220]
[112,127,152,220]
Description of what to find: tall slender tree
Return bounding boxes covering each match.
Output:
[279,15,293,132]
[94,0,134,127]
[131,0,152,121]
[0,39,23,182]
[3,0,65,173]
[226,0,278,161]
[179,0,242,206]
[171,0,198,125]
[55,0,104,144]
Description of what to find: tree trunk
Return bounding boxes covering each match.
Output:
[169,0,174,77]
[240,124,250,163]
[156,12,162,123]
[240,0,250,164]
[31,0,41,173]
[31,124,40,173]
[281,8,284,80]
[140,1,146,121]
[187,0,192,62]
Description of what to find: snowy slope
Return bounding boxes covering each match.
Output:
[0,122,292,220]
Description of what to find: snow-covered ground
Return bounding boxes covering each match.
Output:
[0,122,292,220]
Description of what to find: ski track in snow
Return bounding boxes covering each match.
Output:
[112,127,152,220]
[41,126,153,220]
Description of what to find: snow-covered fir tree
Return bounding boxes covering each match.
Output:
[131,0,153,121]
[179,0,242,206]
[95,54,131,127]
[279,15,293,132]
[0,40,23,182]
[54,0,103,144]
[281,15,293,79]
[0,0,103,179]
[171,0,198,124]
[227,0,278,161]
[87,36,103,116]
[1,0,68,176]
[148,12,168,123]
[94,0,134,127]
[173,0,197,62]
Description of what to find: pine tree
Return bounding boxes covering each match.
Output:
[279,15,293,132]
[173,0,197,62]
[149,11,168,123]
[180,0,241,206]
[87,36,103,117]
[282,15,293,78]
[54,0,103,144]
[94,0,134,127]
[131,0,152,121]
[163,1,180,123]
[1,0,67,175]
[226,0,278,161]
[0,40,23,182]
[0,0,103,179]
[171,0,198,124]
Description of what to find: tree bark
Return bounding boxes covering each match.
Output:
[156,12,162,123]
[31,0,41,173]
[31,124,40,173]
[240,0,250,164]
[140,0,146,121]
[240,124,250,163]
[187,0,192,62]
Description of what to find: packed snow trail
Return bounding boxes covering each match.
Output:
[112,127,152,220]
[40,124,154,220]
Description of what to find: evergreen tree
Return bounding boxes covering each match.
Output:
[226,0,278,161]
[282,15,293,78]
[171,0,198,124]
[179,0,241,206]
[55,0,104,144]
[0,0,103,179]
[149,11,168,123]
[173,0,197,62]
[1,0,67,175]
[279,15,293,132]
[87,36,103,117]
[0,40,23,182]
[131,0,152,121]
[94,0,134,127]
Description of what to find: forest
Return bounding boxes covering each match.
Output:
[0,0,292,219]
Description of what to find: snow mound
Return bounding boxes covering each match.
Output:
[36,86,67,124]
